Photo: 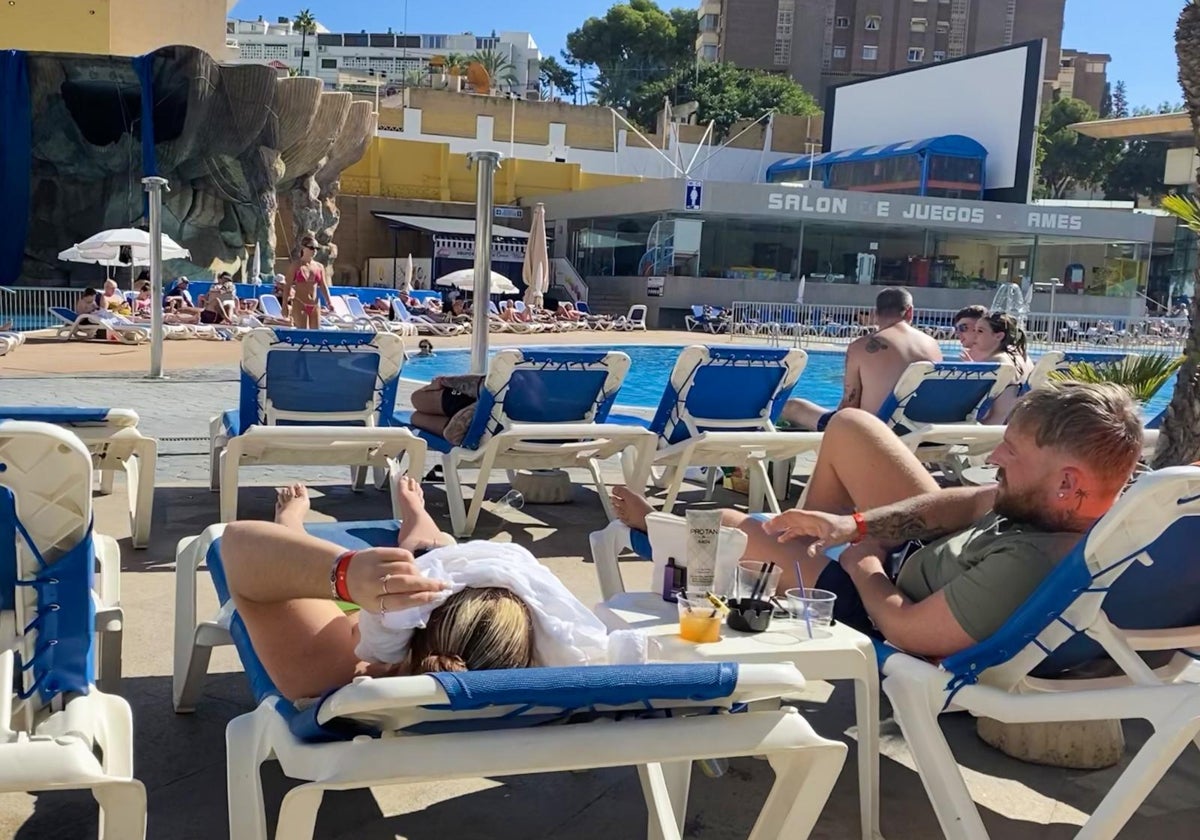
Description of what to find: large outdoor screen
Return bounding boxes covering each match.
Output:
[823,41,1046,203]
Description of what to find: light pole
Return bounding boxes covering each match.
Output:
[142,176,169,379]
[467,150,502,374]
[1034,277,1063,345]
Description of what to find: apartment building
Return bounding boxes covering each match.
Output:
[697,0,1066,99]
[227,17,541,97]
[1056,49,1111,113]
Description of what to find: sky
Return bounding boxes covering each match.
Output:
[230,0,1184,110]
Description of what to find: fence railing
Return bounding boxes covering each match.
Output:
[0,287,80,332]
[727,301,1188,356]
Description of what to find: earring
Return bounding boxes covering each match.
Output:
[1057,492,1066,499]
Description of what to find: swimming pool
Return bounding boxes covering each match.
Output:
[401,344,1175,419]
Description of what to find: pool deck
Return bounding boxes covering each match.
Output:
[1,330,1198,839]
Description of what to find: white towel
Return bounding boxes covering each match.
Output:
[354,540,612,667]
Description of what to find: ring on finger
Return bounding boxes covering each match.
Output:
[379,596,388,615]
[381,573,393,595]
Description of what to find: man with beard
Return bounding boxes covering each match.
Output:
[609,382,1142,658]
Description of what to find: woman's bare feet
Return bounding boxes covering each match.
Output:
[274,483,310,529]
[610,486,655,532]
[392,472,452,552]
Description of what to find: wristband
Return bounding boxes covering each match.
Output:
[330,550,357,602]
[850,512,868,545]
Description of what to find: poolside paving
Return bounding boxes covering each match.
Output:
[2,332,1199,839]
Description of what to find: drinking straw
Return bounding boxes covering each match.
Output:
[793,559,814,637]
[750,562,769,602]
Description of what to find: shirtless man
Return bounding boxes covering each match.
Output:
[780,287,942,430]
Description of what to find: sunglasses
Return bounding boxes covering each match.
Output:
[954,322,972,333]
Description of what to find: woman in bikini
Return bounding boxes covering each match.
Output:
[283,235,332,329]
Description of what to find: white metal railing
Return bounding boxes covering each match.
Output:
[727,301,1187,355]
[0,287,82,332]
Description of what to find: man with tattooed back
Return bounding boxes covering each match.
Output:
[610,382,1143,659]
[780,287,942,431]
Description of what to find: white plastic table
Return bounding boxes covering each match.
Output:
[597,591,882,840]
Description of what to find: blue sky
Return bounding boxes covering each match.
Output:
[231,0,1183,109]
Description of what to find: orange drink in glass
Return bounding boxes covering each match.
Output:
[676,591,725,643]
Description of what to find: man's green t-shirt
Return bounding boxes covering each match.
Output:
[895,513,1081,642]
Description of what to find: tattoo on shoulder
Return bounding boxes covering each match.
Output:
[865,335,888,354]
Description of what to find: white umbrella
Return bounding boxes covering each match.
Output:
[399,253,413,294]
[522,203,549,307]
[435,268,518,295]
[74,228,190,264]
[796,275,806,304]
[58,246,130,268]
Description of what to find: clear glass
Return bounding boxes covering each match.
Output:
[734,561,784,601]
[493,489,524,512]
[676,591,725,644]
[784,587,837,633]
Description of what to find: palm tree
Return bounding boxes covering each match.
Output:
[1152,0,1200,467]
[1051,354,1184,404]
[293,8,317,77]
[470,48,519,94]
[444,52,468,76]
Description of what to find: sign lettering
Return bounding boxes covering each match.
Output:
[1027,212,1083,231]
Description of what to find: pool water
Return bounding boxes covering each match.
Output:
[401,344,1174,419]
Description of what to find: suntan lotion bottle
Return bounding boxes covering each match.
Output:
[685,509,723,592]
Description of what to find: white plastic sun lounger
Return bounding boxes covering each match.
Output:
[0,421,144,838]
[879,465,1200,839]
[611,345,820,514]
[391,348,657,537]
[209,328,426,521]
[174,521,846,840]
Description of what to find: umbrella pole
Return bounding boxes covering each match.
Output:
[142,177,169,379]
[467,151,502,376]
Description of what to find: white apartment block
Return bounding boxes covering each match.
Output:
[226,17,541,97]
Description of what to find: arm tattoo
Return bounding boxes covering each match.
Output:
[866,509,952,543]
[864,335,888,354]
[839,385,860,409]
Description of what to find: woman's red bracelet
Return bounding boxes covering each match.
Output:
[331,550,357,602]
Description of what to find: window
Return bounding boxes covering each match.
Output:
[423,34,446,49]
[293,47,311,58]
[907,47,924,62]
[936,21,950,33]
[700,13,719,32]
[774,39,792,65]
[701,43,718,61]
[933,50,946,61]
[835,15,850,28]
[865,15,881,30]
[833,45,847,58]
[911,17,927,32]
[476,36,499,50]
[862,45,878,60]
[320,58,337,69]
[1086,61,1106,74]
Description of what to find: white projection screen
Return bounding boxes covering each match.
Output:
[823,41,1046,203]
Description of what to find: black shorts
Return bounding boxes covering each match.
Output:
[200,309,220,324]
[813,541,925,637]
[441,389,476,417]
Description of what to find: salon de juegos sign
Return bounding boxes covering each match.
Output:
[765,190,1088,234]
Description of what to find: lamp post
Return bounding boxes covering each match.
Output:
[467,150,502,374]
[1034,277,1063,345]
[142,176,169,379]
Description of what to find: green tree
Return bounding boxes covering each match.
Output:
[292,8,317,77]
[469,48,518,93]
[1104,139,1168,203]
[566,0,697,110]
[630,61,819,138]
[1037,97,1123,198]
[539,56,578,101]
[1152,0,1200,467]
[444,52,468,75]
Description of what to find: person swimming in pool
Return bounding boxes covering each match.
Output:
[282,235,333,329]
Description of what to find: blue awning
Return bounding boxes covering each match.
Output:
[767,134,987,181]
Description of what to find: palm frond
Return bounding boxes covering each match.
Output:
[1162,194,1200,233]
[1049,353,1183,403]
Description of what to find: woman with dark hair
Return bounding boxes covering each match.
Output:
[970,311,1032,423]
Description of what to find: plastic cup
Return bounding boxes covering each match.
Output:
[735,561,784,601]
[676,590,724,644]
[784,588,837,637]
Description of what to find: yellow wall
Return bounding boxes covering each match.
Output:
[0,0,232,58]
[0,0,112,53]
[341,136,642,203]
